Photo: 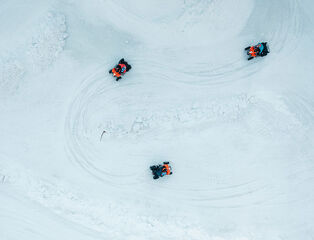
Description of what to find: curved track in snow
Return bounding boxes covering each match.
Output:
[28,0,311,238]
[1,0,314,239]
[64,0,313,213]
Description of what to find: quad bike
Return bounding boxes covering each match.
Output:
[245,42,269,60]
[150,162,172,180]
[109,58,132,81]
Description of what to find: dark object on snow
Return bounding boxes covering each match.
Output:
[245,42,269,60]
[109,58,132,81]
[150,162,172,180]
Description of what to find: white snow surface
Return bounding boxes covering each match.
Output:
[1,0,314,239]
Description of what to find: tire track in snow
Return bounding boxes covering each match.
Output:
[245,0,303,56]
[104,0,303,86]
[131,51,262,86]
[0,154,212,240]
[151,93,314,208]
[102,0,260,86]
[63,68,309,209]
[64,0,311,210]
[167,0,304,85]
[65,65,256,188]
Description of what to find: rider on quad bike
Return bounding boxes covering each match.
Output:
[150,162,172,180]
[245,42,269,60]
[109,58,132,81]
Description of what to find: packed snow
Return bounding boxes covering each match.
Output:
[1,0,314,239]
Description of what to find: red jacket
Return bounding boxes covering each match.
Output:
[111,63,126,77]
[161,164,171,176]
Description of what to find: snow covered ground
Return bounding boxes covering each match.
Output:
[1,0,314,239]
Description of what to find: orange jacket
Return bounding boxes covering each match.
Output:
[249,46,257,57]
[112,68,121,77]
[163,164,171,175]
[111,64,127,77]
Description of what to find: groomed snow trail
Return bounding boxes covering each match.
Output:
[1,0,314,240]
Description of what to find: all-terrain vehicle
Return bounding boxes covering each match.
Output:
[109,58,132,81]
[245,42,269,60]
[150,162,172,180]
